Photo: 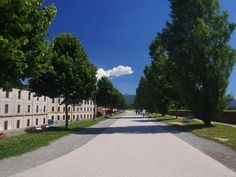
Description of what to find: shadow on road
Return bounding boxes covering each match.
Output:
[72,123,206,135]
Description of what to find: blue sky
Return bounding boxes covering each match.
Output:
[45,0,236,95]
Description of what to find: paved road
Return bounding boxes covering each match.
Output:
[10,111,236,177]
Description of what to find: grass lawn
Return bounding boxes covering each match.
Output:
[0,116,107,160]
[224,109,236,112]
[148,113,236,151]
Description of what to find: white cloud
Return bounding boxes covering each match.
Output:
[96,65,134,80]
[96,68,110,80]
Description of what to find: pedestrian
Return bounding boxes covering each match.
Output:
[142,109,146,118]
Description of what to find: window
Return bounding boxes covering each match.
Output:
[52,106,54,112]
[43,106,46,113]
[51,115,54,120]
[87,108,89,112]
[18,90,21,99]
[73,107,75,112]
[68,107,71,112]
[5,104,8,114]
[63,115,65,120]
[68,115,70,119]
[58,98,60,103]
[4,121,8,130]
[52,98,55,103]
[44,96,46,101]
[80,107,83,112]
[28,105,31,113]
[36,105,39,113]
[17,105,21,113]
[57,115,60,120]
[58,106,60,112]
[37,97,39,101]
[43,118,46,124]
[77,107,79,112]
[28,92,31,100]
[84,107,86,112]
[27,119,30,127]
[17,120,20,128]
[36,118,38,125]
[63,107,65,112]
[5,91,9,98]
[73,115,75,120]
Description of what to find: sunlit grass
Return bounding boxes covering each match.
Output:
[0,116,107,160]
[149,113,236,151]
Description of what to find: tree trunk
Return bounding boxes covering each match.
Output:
[202,117,212,127]
[65,99,69,129]
[104,106,107,118]
[93,104,96,121]
[175,108,178,119]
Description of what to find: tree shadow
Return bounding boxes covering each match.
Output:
[45,117,209,136]
[71,123,208,135]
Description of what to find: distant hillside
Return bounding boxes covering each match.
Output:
[123,94,135,105]
[228,99,236,108]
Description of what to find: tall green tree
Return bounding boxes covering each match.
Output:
[0,0,56,90]
[96,77,114,117]
[134,76,154,112]
[30,33,97,128]
[160,0,236,126]
[111,88,126,110]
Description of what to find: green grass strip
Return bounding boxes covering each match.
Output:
[0,116,107,160]
[149,113,236,151]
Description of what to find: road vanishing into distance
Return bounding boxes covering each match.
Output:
[9,111,236,177]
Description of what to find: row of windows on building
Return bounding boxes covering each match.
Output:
[3,104,94,114]
[5,91,47,101]
[4,91,93,105]
[2,113,93,130]
[51,106,94,112]
[3,104,47,114]
[3,118,47,130]
[51,114,94,121]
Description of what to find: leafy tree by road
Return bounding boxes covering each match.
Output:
[111,88,126,110]
[159,0,236,126]
[0,0,56,90]
[96,77,114,116]
[30,33,97,128]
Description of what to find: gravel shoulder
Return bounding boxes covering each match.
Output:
[0,117,119,177]
[151,119,236,172]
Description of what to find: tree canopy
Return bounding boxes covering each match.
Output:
[0,0,56,90]
[136,0,236,126]
[96,76,125,115]
[30,33,97,127]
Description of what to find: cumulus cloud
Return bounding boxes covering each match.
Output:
[96,65,134,80]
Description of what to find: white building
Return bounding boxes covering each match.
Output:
[0,89,95,131]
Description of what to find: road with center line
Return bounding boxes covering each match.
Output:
[10,111,236,177]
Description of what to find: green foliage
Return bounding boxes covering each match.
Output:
[96,77,114,108]
[0,0,56,90]
[111,88,126,109]
[134,76,154,112]
[160,0,236,126]
[96,77,125,111]
[30,33,97,127]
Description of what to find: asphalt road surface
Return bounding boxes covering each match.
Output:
[9,111,236,177]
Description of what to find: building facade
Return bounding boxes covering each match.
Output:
[0,89,95,131]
